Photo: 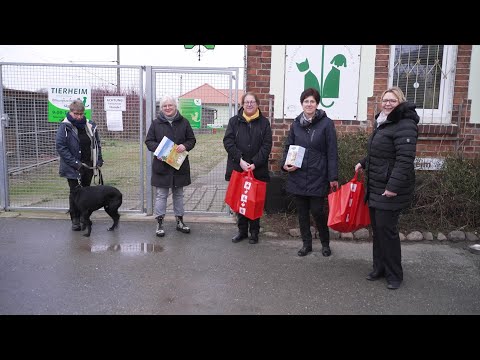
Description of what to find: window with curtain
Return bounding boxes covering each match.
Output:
[389,45,457,124]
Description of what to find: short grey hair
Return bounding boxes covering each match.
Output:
[69,100,85,112]
[160,95,177,109]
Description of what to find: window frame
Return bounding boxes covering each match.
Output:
[388,45,457,124]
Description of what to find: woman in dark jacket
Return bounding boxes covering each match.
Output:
[55,100,103,231]
[355,86,419,290]
[145,95,196,237]
[282,88,339,257]
[223,92,272,244]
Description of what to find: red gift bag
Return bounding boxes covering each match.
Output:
[224,169,267,220]
[327,170,370,232]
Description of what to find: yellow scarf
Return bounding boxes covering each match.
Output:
[243,109,260,123]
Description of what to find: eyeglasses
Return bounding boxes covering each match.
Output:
[244,101,256,105]
[382,99,398,104]
[72,112,84,116]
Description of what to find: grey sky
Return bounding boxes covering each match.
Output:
[0,45,245,68]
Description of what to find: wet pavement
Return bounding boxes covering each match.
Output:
[1,213,479,315]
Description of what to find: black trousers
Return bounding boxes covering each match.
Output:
[369,207,403,283]
[237,214,260,235]
[294,195,329,247]
[67,167,93,219]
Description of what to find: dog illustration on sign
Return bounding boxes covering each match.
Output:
[296,45,347,108]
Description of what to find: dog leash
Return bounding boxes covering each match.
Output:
[80,163,104,185]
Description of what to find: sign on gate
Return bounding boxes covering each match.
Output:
[48,86,92,122]
[178,98,202,129]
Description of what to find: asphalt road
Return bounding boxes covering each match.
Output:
[1,215,479,315]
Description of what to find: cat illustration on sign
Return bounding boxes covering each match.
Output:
[296,46,347,108]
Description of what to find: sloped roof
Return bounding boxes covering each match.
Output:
[179,83,244,105]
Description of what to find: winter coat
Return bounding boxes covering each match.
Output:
[281,109,338,197]
[145,112,196,188]
[55,118,103,180]
[359,102,419,211]
[223,107,272,182]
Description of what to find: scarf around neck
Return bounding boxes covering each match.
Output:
[67,113,87,129]
[242,109,259,123]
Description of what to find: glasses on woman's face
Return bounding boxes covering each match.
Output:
[382,99,398,104]
[244,100,256,105]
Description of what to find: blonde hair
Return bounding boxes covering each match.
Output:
[381,86,406,103]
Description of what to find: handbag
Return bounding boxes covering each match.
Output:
[224,169,267,220]
[327,170,370,232]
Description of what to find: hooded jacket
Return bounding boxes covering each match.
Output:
[281,109,338,197]
[359,102,420,211]
[223,107,272,182]
[55,117,103,180]
[145,111,196,188]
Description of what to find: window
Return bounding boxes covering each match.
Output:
[389,45,457,124]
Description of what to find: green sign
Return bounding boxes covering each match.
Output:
[184,45,215,50]
[179,98,202,129]
[47,86,91,122]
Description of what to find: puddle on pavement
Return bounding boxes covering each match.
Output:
[81,243,164,253]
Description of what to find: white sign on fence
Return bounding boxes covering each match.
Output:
[104,96,126,111]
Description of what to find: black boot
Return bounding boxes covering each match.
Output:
[249,231,259,244]
[232,232,248,243]
[155,215,165,237]
[298,239,312,256]
[176,216,190,234]
[321,244,332,257]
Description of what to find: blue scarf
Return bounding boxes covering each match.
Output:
[67,113,87,129]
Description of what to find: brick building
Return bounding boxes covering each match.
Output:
[244,45,480,175]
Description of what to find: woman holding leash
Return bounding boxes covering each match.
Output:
[55,99,103,231]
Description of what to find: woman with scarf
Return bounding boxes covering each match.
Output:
[355,86,419,290]
[282,88,339,257]
[55,100,103,231]
[223,92,272,244]
[145,95,196,237]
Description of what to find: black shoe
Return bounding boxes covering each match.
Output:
[71,223,81,231]
[387,281,401,290]
[232,233,248,243]
[297,246,312,257]
[366,271,385,281]
[321,245,332,257]
[249,232,259,244]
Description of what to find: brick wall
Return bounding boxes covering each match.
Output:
[245,45,480,175]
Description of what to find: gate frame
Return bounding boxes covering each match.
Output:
[145,66,239,216]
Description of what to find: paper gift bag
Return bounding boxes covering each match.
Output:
[225,169,267,220]
[327,170,370,232]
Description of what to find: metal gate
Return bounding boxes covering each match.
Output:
[0,62,145,213]
[0,62,239,216]
[145,66,239,216]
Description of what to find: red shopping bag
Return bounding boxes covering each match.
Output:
[327,170,370,232]
[224,169,267,220]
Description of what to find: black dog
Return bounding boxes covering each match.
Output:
[71,185,123,237]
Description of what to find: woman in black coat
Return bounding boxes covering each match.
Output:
[223,92,272,244]
[145,95,196,237]
[355,86,419,290]
[282,88,339,257]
